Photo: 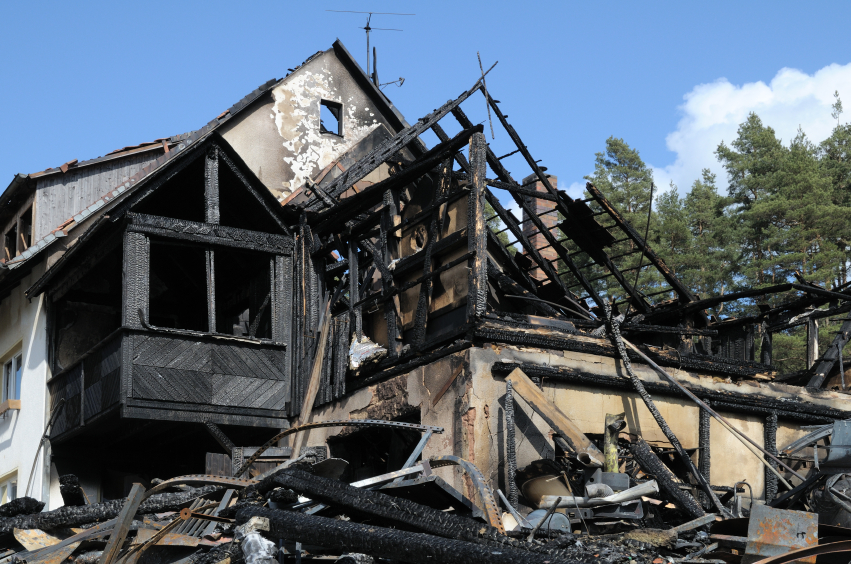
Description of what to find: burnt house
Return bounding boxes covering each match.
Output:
[3,39,851,511]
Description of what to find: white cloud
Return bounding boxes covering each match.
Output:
[652,63,851,193]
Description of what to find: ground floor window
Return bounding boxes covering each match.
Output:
[0,472,17,503]
[2,353,22,402]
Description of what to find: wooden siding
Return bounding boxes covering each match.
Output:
[34,151,162,240]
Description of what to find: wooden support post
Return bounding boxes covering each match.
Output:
[764,411,778,504]
[291,299,332,458]
[348,238,362,339]
[122,231,149,329]
[98,483,145,564]
[698,402,711,506]
[381,189,402,357]
[807,318,819,369]
[206,248,216,333]
[761,322,773,366]
[467,132,488,322]
[204,146,220,225]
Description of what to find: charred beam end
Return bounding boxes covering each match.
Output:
[59,475,88,507]
[312,125,483,233]
[629,439,705,520]
[0,485,222,535]
[235,506,572,564]
[467,132,488,322]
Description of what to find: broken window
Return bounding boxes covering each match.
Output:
[52,243,123,372]
[4,225,16,261]
[18,206,32,253]
[214,248,272,339]
[320,100,343,136]
[148,241,208,332]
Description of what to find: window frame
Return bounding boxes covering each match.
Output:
[319,99,343,137]
[2,353,22,403]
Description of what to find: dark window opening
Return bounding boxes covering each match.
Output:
[214,248,272,339]
[149,241,208,332]
[132,158,205,223]
[52,244,123,372]
[3,225,16,261]
[328,412,421,482]
[18,207,32,253]
[320,100,343,136]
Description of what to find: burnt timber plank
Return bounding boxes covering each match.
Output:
[467,132,488,321]
[98,483,145,564]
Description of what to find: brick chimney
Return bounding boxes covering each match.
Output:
[521,174,559,282]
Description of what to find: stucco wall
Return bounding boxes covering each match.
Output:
[0,260,59,508]
[221,50,394,201]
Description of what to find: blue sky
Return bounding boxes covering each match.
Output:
[2,1,851,203]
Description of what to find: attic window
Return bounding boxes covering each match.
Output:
[320,100,343,137]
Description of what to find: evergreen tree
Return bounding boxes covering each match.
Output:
[582,137,659,305]
[715,113,786,291]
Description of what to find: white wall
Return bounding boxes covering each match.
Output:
[0,260,57,508]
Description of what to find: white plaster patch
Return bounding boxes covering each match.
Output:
[270,66,380,200]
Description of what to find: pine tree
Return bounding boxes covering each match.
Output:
[715,113,786,292]
[582,137,659,305]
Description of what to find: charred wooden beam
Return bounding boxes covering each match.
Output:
[630,438,705,520]
[306,80,484,211]
[122,231,149,329]
[312,126,483,233]
[126,213,292,254]
[59,475,87,507]
[0,486,221,535]
[204,146,220,225]
[204,420,236,453]
[586,182,698,304]
[467,132,488,322]
[236,506,571,564]
[450,106,599,311]
[488,262,560,317]
[412,158,452,348]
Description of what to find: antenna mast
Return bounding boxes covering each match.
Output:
[327,10,414,84]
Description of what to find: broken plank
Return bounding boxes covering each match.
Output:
[504,367,604,467]
[98,483,146,564]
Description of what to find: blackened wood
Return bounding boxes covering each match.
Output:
[764,411,778,503]
[349,238,361,339]
[467,133,488,322]
[698,403,711,507]
[122,231,149,329]
[0,485,225,535]
[206,249,216,333]
[259,469,552,555]
[412,158,452,348]
[205,146,220,225]
[586,183,698,304]
[236,506,572,564]
[450,106,599,311]
[59,475,87,506]
[305,81,483,211]
[0,496,43,518]
[126,213,292,254]
[216,149,290,234]
[381,189,401,358]
[311,125,483,233]
[99,483,145,564]
[204,420,236,453]
[629,439,705,520]
[808,311,851,388]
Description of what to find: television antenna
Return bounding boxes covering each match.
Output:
[327,10,414,86]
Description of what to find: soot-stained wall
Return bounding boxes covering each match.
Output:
[221,49,398,201]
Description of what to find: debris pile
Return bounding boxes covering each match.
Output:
[1,402,851,564]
